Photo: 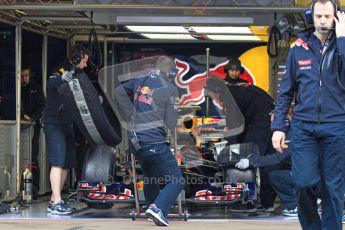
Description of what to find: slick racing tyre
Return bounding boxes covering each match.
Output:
[58,72,122,147]
[82,145,117,183]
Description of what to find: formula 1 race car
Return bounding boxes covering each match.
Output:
[60,57,258,212]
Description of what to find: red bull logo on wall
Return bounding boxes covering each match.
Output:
[174,59,255,106]
[174,46,269,106]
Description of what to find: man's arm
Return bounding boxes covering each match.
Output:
[271,48,296,152]
[114,80,135,122]
[335,11,345,83]
[235,150,290,169]
[271,49,296,132]
[250,150,290,168]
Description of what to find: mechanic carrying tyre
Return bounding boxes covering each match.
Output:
[42,44,89,215]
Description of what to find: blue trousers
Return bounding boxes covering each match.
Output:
[133,143,184,217]
[291,120,345,230]
[268,170,297,210]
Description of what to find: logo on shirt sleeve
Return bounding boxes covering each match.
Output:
[291,38,309,50]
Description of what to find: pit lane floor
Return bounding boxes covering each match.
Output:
[0,195,332,230]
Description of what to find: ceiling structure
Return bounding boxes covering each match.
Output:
[0,0,315,42]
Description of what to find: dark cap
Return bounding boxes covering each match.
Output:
[227,58,242,71]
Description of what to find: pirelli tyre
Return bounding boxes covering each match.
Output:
[81,145,117,183]
[58,72,122,147]
[82,146,116,210]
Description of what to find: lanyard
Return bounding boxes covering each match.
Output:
[321,31,333,55]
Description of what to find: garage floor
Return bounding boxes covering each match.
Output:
[0,194,306,230]
[0,219,302,230]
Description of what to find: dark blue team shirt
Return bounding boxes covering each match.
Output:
[115,71,179,144]
[42,63,74,124]
[272,31,345,132]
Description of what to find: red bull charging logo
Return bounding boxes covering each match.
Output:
[174,58,255,106]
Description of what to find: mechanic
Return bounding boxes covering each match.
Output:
[224,57,248,84]
[271,1,345,229]
[235,111,298,216]
[115,55,184,226]
[205,77,276,212]
[42,44,89,215]
[21,66,45,199]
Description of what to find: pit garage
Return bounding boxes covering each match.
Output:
[0,0,343,229]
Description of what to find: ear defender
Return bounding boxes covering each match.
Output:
[305,7,313,24]
[71,51,83,66]
[69,44,86,66]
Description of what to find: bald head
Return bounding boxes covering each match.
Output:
[156,56,175,74]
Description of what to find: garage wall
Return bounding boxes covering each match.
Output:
[0,22,15,120]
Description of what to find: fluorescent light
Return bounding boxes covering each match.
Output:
[207,35,262,41]
[15,10,27,15]
[126,26,187,33]
[191,26,252,34]
[141,33,196,40]
[125,25,267,41]
[117,16,253,25]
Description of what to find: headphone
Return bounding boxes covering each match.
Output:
[305,0,340,24]
[71,51,83,66]
[69,45,85,66]
[224,57,244,74]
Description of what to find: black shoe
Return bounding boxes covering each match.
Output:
[256,205,274,212]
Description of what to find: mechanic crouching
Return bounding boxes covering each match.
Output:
[205,77,277,212]
[115,56,184,226]
[235,111,298,216]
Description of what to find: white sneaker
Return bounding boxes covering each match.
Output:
[145,204,169,226]
[147,217,154,222]
[282,207,298,217]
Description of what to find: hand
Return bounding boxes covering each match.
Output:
[335,11,345,38]
[235,159,250,170]
[272,131,286,153]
